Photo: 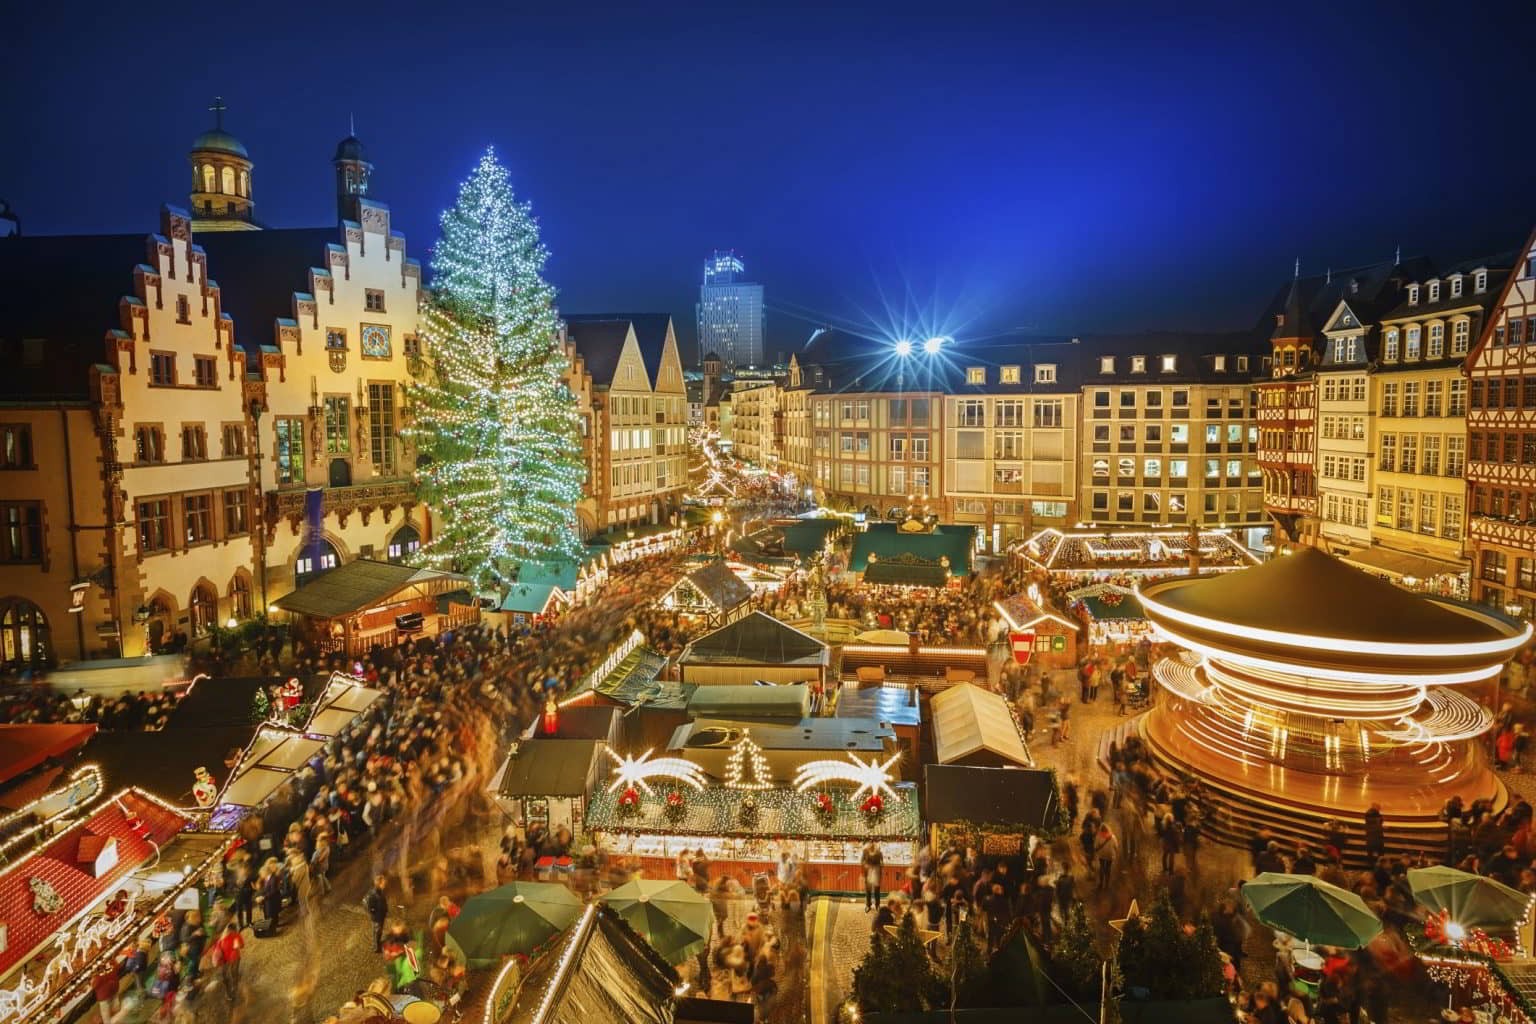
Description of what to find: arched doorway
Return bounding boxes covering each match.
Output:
[229,573,253,621]
[189,583,217,637]
[296,540,341,587]
[0,598,51,668]
[329,459,352,488]
[145,595,174,653]
[387,524,420,564]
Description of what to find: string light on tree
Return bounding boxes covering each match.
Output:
[725,730,774,790]
[403,147,584,595]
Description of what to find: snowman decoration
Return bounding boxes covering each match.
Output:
[192,766,218,807]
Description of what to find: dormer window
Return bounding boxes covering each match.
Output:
[1449,275,1462,297]
[1407,284,1419,305]
[1159,355,1176,373]
[1213,355,1227,371]
[1130,356,1147,374]
[1099,356,1115,374]
[1034,364,1057,384]
[1000,365,1021,384]
[1475,269,1487,293]
[965,367,985,385]
[1428,280,1440,302]
[1236,356,1249,372]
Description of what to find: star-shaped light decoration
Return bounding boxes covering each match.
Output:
[1109,899,1141,935]
[793,751,902,803]
[605,747,707,794]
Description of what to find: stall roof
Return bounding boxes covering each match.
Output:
[0,790,187,981]
[668,561,752,612]
[271,559,471,619]
[218,729,326,809]
[923,764,1057,829]
[81,726,253,807]
[167,675,325,730]
[0,724,96,787]
[851,524,977,586]
[303,673,385,738]
[680,611,828,668]
[498,740,600,799]
[780,518,842,555]
[507,906,676,1024]
[668,718,891,753]
[533,706,619,742]
[684,685,810,721]
[930,683,1033,768]
[1066,583,1145,621]
[500,582,566,616]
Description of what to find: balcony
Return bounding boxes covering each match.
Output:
[267,477,417,533]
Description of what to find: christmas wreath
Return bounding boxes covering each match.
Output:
[861,794,885,821]
[617,786,641,817]
[813,792,836,822]
[739,795,759,826]
[664,789,686,822]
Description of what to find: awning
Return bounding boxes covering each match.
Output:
[219,729,325,808]
[0,724,96,786]
[930,682,1032,768]
[924,763,1057,829]
[1341,546,1468,582]
[684,684,810,720]
[680,611,828,667]
[271,559,471,619]
[303,673,384,737]
[862,559,950,587]
[498,740,599,799]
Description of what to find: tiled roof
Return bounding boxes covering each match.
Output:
[195,227,340,356]
[0,232,148,401]
[0,790,186,980]
[564,314,674,388]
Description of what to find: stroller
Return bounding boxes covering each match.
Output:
[1126,679,1152,711]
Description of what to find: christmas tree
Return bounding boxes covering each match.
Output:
[1049,900,1103,1001]
[406,148,584,593]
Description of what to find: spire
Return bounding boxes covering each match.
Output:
[1294,257,1300,280]
[1326,267,1332,284]
[349,112,356,137]
[1395,244,1402,266]
[209,96,227,130]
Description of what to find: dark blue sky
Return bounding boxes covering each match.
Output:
[5,0,1533,358]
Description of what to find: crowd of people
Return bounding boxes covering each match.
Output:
[0,685,186,730]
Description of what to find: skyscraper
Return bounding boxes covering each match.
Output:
[697,250,764,367]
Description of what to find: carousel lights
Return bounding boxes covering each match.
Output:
[605,748,708,794]
[1138,585,1532,659]
[1147,620,1510,687]
[793,751,902,803]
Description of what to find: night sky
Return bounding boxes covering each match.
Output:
[5,0,1534,358]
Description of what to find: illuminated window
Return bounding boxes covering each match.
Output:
[1160,355,1177,373]
[966,367,985,385]
[1131,357,1147,374]
[1000,365,1020,384]
[1099,357,1115,373]
[1034,364,1057,384]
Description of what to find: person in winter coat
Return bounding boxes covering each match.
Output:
[1093,823,1119,889]
[365,874,390,951]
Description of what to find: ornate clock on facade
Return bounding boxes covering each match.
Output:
[361,323,391,359]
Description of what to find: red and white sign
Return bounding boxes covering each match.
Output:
[1010,631,1036,665]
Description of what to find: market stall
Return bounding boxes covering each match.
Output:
[994,584,1080,671]
[930,682,1033,769]
[270,559,474,657]
[493,739,602,847]
[657,561,753,629]
[923,763,1060,857]
[1016,525,1258,581]
[586,734,918,892]
[1065,582,1150,646]
[678,611,829,687]
[302,671,385,738]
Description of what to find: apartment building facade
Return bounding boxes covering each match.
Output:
[1312,303,1374,552]
[1467,232,1536,616]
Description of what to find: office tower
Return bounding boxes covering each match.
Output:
[697,250,764,367]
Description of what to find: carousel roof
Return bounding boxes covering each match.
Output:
[1142,547,1508,646]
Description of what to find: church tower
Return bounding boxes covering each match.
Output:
[189,98,259,232]
[1269,272,1315,377]
[702,351,723,405]
[333,130,373,223]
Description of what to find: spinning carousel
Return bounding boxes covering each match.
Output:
[1137,548,1531,850]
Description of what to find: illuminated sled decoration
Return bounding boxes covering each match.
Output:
[605,748,708,794]
[793,751,902,803]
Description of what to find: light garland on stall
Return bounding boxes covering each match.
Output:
[793,752,902,803]
[0,764,103,865]
[724,732,774,790]
[527,903,598,1024]
[605,748,708,794]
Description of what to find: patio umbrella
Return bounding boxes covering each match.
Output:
[1408,866,1533,929]
[445,882,582,968]
[1242,872,1383,949]
[599,878,713,964]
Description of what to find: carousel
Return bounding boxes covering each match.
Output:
[1137,548,1532,853]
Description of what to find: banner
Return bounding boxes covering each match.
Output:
[1010,631,1036,665]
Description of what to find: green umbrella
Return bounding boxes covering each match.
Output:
[1242,872,1382,949]
[599,878,713,964]
[1408,866,1533,929]
[446,882,582,968]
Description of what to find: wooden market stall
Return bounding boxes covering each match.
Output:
[657,561,753,629]
[923,763,1060,858]
[678,611,829,686]
[994,587,1080,671]
[270,559,474,656]
[929,682,1033,769]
